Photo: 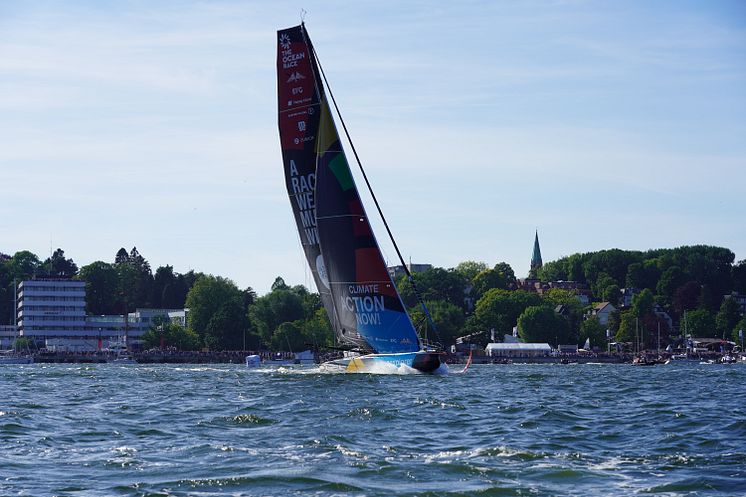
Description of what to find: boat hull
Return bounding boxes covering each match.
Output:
[324,351,446,374]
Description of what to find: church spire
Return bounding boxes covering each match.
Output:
[530,230,542,277]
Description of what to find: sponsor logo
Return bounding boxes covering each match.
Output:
[316,255,330,289]
[287,71,305,83]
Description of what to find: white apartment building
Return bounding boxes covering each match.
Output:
[17,279,87,344]
[17,279,188,352]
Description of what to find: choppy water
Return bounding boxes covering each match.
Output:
[1,362,745,497]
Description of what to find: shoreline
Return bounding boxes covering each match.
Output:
[19,350,739,365]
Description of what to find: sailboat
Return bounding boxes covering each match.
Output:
[277,23,445,374]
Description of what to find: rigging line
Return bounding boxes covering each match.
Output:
[310,41,440,345]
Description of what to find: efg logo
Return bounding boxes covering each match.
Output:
[279,33,291,50]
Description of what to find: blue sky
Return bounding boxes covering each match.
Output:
[1,1,744,294]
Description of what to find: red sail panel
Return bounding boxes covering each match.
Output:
[276,25,337,337]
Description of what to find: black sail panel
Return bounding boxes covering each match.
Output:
[315,97,420,354]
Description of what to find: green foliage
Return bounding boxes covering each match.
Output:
[684,309,716,338]
[9,251,41,280]
[186,275,247,349]
[0,261,14,326]
[474,289,542,336]
[152,265,195,309]
[607,309,621,334]
[471,269,507,299]
[715,297,742,340]
[580,315,607,349]
[517,305,569,346]
[408,300,465,347]
[249,286,305,346]
[13,336,35,351]
[247,280,327,351]
[114,247,154,310]
[301,308,335,348]
[732,317,746,344]
[594,272,618,301]
[615,311,637,344]
[40,249,78,278]
[453,261,488,283]
[397,267,467,310]
[632,288,654,318]
[733,260,746,294]
[602,284,620,305]
[77,261,120,315]
[493,262,517,287]
[674,281,701,314]
[141,322,200,350]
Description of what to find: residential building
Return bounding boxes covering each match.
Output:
[17,279,87,344]
[591,302,616,326]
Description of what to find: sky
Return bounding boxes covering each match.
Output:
[1,0,745,295]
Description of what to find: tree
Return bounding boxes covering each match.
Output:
[9,251,41,280]
[301,308,334,349]
[732,317,746,344]
[186,275,247,349]
[594,272,618,301]
[517,305,568,346]
[408,300,465,347]
[471,269,507,299]
[474,289,542,337]
[615,311,637,344]
[602,284,621,305]
[733,260,746,294]
[453,261,488,283]
[0,261,14,326]
[141,321,200,350]
[493,262,517,288]
[607,309,621,334]
[685,309,716,338]
[715,297,742,340]
[152,265,177,308]
[114,247,154,308]
[41,248,78,278]
[13,336,35,351]
[77,261,119,315]
[271,276,289,291]
[673,281,701,314]
[632,288,654,318]
[398,267,467,310]
[580,315,607,350]
[657,266,685,303]
[543,288,584,340]
[249,285,305,347]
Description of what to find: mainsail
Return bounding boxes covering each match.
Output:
[277,25,339,339]
[277,24,420,354]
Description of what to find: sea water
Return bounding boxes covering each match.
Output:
[1,362,745,496]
